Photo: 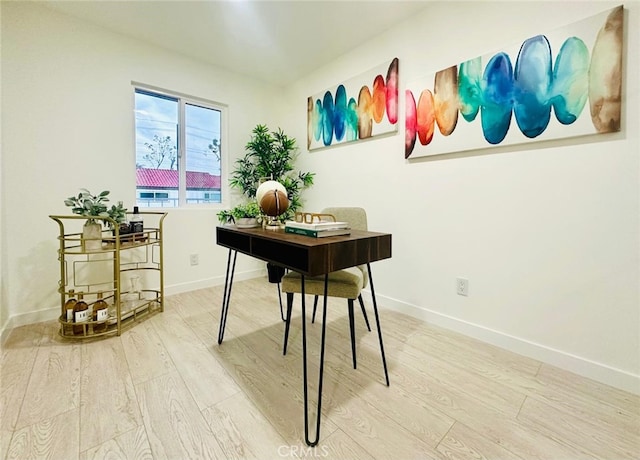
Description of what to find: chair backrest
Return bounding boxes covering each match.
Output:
[321,207,367,231]
[321,207,369,287]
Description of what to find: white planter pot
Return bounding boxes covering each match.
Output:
[235,217,259,228]
[82,222,103,251]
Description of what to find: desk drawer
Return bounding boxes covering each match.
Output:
[216,227,251,253]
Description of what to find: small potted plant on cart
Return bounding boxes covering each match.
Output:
[64,189,128,249]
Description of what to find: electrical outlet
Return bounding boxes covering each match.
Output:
[456,277,469,296]
[190,254,199,266]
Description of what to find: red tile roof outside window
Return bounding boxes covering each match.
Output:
[136,168,221,189]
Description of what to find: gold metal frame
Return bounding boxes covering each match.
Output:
[294,212,336,224]
[49,212,167,339]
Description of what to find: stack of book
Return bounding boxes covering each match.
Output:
[284,220,351,238]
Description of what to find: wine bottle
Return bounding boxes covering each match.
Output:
[130,206,143,241]
[63,289,77,335]
[93,291,109,333]
[73,293,89,335]
[64,289,77,323]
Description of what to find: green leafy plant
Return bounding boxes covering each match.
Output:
[64,189,128,228]
[217,201,261,224]
[107,202,128,227]
[219,124,314,224]
[64,189,110,225]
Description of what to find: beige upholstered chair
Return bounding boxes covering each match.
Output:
[281,207,372,368]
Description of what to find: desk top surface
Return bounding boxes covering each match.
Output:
[216,225,392,275]
[218,225,389,245]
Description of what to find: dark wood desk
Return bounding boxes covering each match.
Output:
[215,226,392,445]
[216,226,391,275]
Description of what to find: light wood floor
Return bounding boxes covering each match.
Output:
[1,277,638,459]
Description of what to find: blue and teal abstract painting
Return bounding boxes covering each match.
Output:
[405,5,623,158]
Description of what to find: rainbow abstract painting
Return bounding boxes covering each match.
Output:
[405,5,623,159]
[308,58,399,151]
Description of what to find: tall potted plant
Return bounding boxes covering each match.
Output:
[218,124,315,284]
[217,124,314,224]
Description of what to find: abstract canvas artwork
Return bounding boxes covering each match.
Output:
[405,5,623,159]
[308,58,399,151]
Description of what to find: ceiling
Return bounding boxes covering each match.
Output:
[40,0,431,86]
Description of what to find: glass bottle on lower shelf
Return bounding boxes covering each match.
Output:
[93,291,109,333]
[73,293,89,335]
[63,290,77,335]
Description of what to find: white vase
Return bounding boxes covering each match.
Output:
[82,222,103,251]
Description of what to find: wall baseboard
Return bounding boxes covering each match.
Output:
[164,268,264,297]
[0,268,265,345]
[1,305,60,341]
[364,290,640,395]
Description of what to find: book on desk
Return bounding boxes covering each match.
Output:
[284,225,351,238]
[284,220,349,231]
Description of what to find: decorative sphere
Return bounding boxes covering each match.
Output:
[256,180,287,204]
[260,190,289,216]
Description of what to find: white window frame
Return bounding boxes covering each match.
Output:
[132,82,228,209]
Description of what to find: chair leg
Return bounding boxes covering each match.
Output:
[283,292,294,355]
[348,299,356,369]
[312,295,319,323]
[357,294,371,332]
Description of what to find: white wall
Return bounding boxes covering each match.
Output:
[0,1,5,336]
[0,3,272,331]
[281,1,639,393]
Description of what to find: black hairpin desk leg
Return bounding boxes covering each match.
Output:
[277,283,286,321]
[367,263,389,386]
[301,273,329,447]
[217,249,237,345]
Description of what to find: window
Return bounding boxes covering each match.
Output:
[134,86,225,208]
